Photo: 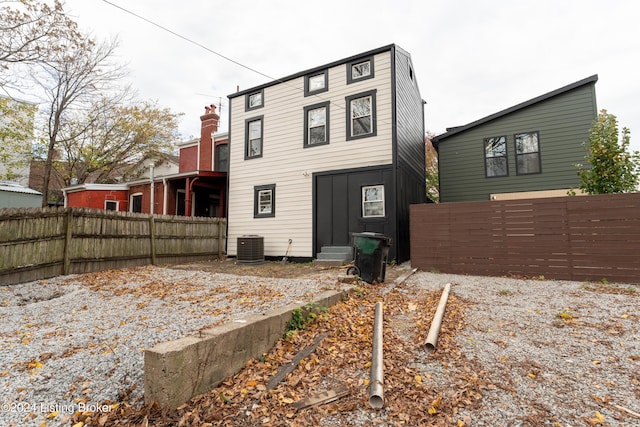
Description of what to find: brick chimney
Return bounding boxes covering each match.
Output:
[199,104,220,171]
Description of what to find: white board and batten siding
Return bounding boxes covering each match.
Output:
[228,50,394,258]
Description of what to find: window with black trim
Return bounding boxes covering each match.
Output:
[347,56,374,84]
[254,184,275,218]
[362,185,385,218]
[346,90,377,140]
[304,102,329,147]
[245,89,263,111]
[245,117,263,159]
[304,71,328,96]
[484,136,508,177]
[514,131,541,175]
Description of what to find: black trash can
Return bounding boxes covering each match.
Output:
[351,232,392,284]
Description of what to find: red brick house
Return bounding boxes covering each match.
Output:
[64,105,228,217]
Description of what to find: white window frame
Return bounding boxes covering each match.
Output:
[304,102,329,147]
[246,89,264,111]
[130,193,143,213]
[346,90,377,140]
[254,184,276,218]
[245,117,263,159]
[362,185,385,218]
[104,200,118,211]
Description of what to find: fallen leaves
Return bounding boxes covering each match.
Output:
[89,278,485,426]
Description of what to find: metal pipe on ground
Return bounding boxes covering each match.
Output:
[424,283,452,353]
[369,301,384,409]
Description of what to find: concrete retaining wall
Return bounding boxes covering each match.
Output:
[144,288,350,408]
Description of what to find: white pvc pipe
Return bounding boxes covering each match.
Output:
[369,301,384,408]
[424,283,452,353]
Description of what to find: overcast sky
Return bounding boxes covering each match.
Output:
[63,0,640,151]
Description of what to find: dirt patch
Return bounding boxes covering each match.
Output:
[172,258,405,283]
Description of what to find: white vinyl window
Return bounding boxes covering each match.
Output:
[246,90,263,110]
[309,73,325,90]
[304,102,330,147]
[351,60,371,80]
[347,56,374,84]
[245,117,263,159]
[362,185,385,218]
[350,96,372,136]
[254,184,275,218]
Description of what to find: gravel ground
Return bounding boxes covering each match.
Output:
[1,262,639,426]
[404,271,640,426]
[0,263,346,427]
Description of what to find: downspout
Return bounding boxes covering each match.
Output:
[369,301,384,408]
[162,178,168,215]
[424,283,452,353]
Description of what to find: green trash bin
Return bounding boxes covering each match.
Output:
[350,232,392,284]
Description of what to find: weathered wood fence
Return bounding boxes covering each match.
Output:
[0,207,226,286]
[410,193,640,283]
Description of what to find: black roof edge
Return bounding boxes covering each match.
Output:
[227,43,398,99]
[432,74,598,145]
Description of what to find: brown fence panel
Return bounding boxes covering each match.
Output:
[0,207,227,285]
[410,193,640,283]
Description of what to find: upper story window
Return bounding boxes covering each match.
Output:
[245,89,264,111]
[484,136,508,177]
[305,71,328,96]
[514,131,541,175]
[304,102,330,147]
[254,184,275,218]
[346,90,377,140]
[362,185,385,218]
[215,142,228,172]
[245,117,263,159]
[347,56,374,84]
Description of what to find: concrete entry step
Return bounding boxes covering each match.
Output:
[313,245,353,266]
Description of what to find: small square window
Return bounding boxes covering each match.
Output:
[304,71,328,96]
[245,117,263,159]
[484,136,508,177]
[254,184,275,218]
[362,185,385,218]
[105,200,118,211]
[246,89,264,111]
[347,56,375,84]
[514,131,541,175]
[304,102,330,147]
[346,90,377,140]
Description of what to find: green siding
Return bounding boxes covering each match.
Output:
[438,83,597,202]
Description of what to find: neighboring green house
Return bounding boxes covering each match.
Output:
[432,75,598,202]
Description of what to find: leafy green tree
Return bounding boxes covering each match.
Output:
[52,99,182,185]
[576,109,639,194]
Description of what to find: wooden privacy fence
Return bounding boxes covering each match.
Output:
[410,193,640,283]
[0,207,226,286]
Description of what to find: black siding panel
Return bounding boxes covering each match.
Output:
[392,47,426,262]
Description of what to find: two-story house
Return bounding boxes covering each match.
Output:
[432,75,598,202]
[226,44,426,263]
[64,104,228,216]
